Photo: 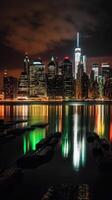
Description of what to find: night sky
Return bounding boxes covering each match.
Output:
[0,0,112,72]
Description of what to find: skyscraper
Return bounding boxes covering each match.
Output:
[83,55,87,73]
[75,60,89,99]
[92,64,99,81]
[61,57,73,97]
[74,32,81,79]
[24,53,30,75]
[4,76,18,99]
[47,56,57,97]
[18,72,29,98]
[29,59,47,97]
[101,63,111,81]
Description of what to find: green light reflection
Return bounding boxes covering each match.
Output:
[62,133,70,158]
[23,128,45,154]
[61,106,71,159]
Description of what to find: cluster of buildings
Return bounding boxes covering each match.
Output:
[2,33,112,100]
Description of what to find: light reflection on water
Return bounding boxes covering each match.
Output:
[23,128,46,153]
[0,103,112,171]
[73,107,86,171]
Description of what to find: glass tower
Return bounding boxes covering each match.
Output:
[74,32,81,79]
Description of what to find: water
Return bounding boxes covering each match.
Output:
[0,103,112,168]
[0,103,112,199]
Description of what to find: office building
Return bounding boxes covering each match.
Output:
[74,32,81,79]
[61,57,73,97]
[18,72,29,98]
[92,64,99,81]
[83,55,87,73]
[29,59,47,97]
[47,57,57,97]
[4,76,18,99]
[24,53,30,75]
[101,63,111,81]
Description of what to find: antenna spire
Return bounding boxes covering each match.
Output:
[77,32,79,48]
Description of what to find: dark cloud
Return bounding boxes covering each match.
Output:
[0,0,100,55]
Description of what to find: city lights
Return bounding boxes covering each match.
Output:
[0,32,111,102]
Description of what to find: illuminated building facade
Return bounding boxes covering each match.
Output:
[77,60,84,79]
[87,56,112,75]
[55,74,64,97]
[61,57,73,97]
[4,76,18,99]
[101,63,112,81]
[24,53,30,76]
[0,91,4,100]
[83,55,87,73]
[104,78,112,99]
[81,73,89,99]
[98,75,104,98]
[75,62,89,99]
[92,64,99,81]
[18,72,28,97]
[74,32,81,79]
[47,57,57,97]
[29,59,47,97]
[74,33,87,79]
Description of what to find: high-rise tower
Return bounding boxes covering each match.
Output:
[62,57,73,97]
[24,53,30,75]
[74,32,81,79]
[47,56,57,97]
[29,59,47,97]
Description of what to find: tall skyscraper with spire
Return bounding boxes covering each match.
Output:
[74,32,81,79]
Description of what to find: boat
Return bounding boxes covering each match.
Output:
[0,126,34,144]
[7,119,28,124]
[36,135,53,149]
[47,137,59,146]
[30,122,48,128]
[0,119,28,131]
[36,132,62,149]
[6,126,35,135]
[17,132,62,168]
[17,146,54,169]
[46,132,62,146]
[52,132,62,138]
[0,120,22,130]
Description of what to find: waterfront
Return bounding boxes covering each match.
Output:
[0,103,112,199]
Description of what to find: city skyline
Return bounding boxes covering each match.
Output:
[1,38,112,80]
[1,53,112,100]
[0,0,112,72]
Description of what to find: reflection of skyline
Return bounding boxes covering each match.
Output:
[48,105,62,133]
[23,105,63,154]
[0,104,112,163]
[28,105,48,124]
[95,105,105,137]
[73,106,86,171]
[61,106,72,158]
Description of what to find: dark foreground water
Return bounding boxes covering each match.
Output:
[0,103,112,199]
